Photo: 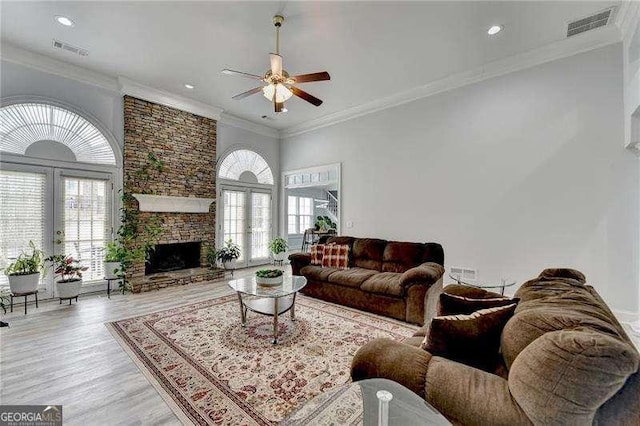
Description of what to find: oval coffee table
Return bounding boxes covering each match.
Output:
[227,275,307,344]
[283,378,451,425]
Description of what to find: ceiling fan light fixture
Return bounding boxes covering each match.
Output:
[262,83,292,103]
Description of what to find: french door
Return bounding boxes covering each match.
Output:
[0,163,113,298]
[220,186,272,268]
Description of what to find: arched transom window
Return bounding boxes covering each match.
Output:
[0,103,116,165]
[218,149,273,185]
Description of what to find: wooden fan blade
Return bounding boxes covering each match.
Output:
[222,69,263,80]
[270,53,283,76]
[290,86,323,106]
[232,86,263,100]
[291,72,331,84]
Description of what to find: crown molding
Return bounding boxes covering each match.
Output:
[118,77,223,121]
[0,42,119,93]
[218,112,279,139]
[616,1,640,45]
[281,25,622,139]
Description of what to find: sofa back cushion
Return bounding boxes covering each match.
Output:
[422,242,445,266]
[508,329,640,424]
[382,242,425,273]
[352,238,387,271]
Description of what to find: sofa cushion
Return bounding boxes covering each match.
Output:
[438,293,519,316]
[321,244,350,269]
[508,329,640,425]
[300,265,340,282]
[310,244,325,265]
[327,267,378,288]
[382,242,425,273]
[421,303,517,371]
[360,272,404,297]
[352,238,387,271]
[422,242,445,266]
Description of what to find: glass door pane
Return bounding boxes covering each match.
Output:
[62,176,110,283]
[250,192,271,263]
[222,189,246,265]
[0,169,49,293]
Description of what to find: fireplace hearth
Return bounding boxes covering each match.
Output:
[146,242,201,275]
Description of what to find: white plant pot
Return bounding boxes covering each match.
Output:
[8,272,40,294]
[56,279,82,299]
[273,252,286,262]
[256,275,283,286]
[104,262,121,279]
[223,259,237,270]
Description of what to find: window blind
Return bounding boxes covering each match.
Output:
[0,170,46,288]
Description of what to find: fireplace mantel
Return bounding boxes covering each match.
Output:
[133,194,215,213]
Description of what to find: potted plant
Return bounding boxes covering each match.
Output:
[0,288,8,327]
[215,239,241,270]
[2,241,45,294]
[314,216,337,232]
[103,241,125,280]
[255,269,284,286]
[46,254,88,300]
[268,237,288,262]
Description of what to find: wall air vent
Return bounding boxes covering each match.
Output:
[450,267,478,283]
[567,7,615,37]
[52,39,89,57]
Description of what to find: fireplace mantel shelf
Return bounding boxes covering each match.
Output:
[133,194,215,213]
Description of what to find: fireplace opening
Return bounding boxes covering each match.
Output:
[146,242,201,275]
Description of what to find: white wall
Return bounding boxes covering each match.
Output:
[0,60,124,149]
[282,43,640,315]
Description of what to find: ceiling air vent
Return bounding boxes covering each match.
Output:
[52,39,89,57]
[567,7,615,37]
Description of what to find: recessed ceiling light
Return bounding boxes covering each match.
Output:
[55,15,74,27]
[184,83,195,89]
[487,25,502,35]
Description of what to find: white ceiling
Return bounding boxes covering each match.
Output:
[0,1,622,130]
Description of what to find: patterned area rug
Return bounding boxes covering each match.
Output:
[106,294,418,425]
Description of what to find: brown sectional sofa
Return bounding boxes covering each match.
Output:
[289,236,445,325]
[351,268,640,425]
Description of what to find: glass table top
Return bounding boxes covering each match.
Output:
[283,378,450,425]
[448,273,516,289]
[227,275,307,298]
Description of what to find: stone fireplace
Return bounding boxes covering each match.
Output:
[123,96,223,292]
[146,242,202,275]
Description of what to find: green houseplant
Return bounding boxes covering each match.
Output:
[103,241,126,280]
[2,240,45,294]
[314,215,337,232]
[268,237,288,262]
[215,239,241,270]
[255,268,284,286]
[46,254,88,300]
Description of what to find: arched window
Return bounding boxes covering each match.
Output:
[0,103,116,165]
[218,149,273,185]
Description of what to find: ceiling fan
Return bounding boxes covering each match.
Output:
[222,15,330,113]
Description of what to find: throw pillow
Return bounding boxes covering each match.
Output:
[310,244,325,265]
[321,244,350,270]
[421,303,517,371]
[438,292,520,316]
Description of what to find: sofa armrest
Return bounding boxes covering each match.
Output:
[426,357,532,426]
[351,338,432,398]
[400,262,445,290]
[288,252,311,276]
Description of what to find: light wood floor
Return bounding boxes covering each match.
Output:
[0,267,265,426]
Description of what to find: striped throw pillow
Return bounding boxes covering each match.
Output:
[321,244,350,270]
[310,244,325,265]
